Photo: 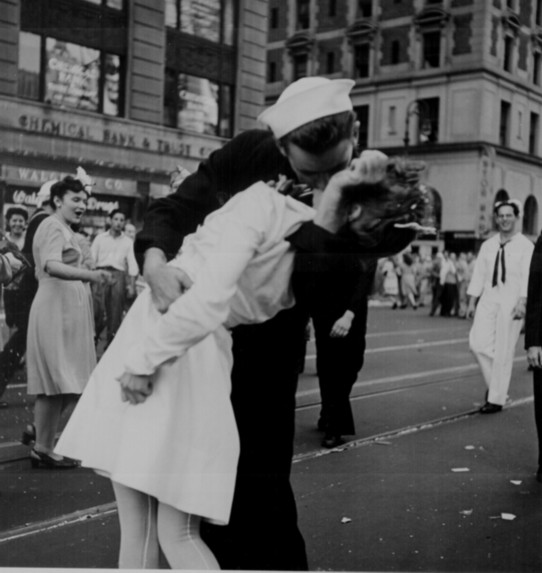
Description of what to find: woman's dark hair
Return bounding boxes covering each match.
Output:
[50,176,87,209]
[5,206,29,223]
[279,110,356,154]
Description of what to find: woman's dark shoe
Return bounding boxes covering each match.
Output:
[479,402,503,414]
[30,449,79,469]
[21,423,36,445]
[321,434,345,449]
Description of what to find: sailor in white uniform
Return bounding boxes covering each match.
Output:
[467,200,534,413]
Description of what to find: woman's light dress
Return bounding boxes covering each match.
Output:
[27,216,96,396]
[55,183,314,526]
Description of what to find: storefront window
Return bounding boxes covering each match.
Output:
[18,32,123,117]
[178,74,219,135]
[165,0,178,27]
[18,31,41,101]
[45,39,100,112]
[103,54,121,116]
[167,0,235,45]
[164,70,232,137]
[219,84,233,138]
[181,0,221,43]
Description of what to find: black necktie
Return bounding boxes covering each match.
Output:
[492,241,508,287]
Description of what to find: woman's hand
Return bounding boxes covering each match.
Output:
[314,150,389,233]
[117,372,154,405]
[90,269,112,285]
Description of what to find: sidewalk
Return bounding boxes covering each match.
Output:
[1,398,540,571]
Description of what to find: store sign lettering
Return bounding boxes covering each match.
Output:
[10,188,120,215]
[87,197,119,214]
[18,113,221,160]
[13,190,40,207]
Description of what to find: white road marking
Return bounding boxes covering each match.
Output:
[296,355,526,399]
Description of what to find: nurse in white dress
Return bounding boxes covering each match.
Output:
[55,153,424,569]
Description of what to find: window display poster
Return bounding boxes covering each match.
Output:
[180,0,221,42]
[103,54,120,117]
[177,73,219,135]
[45,38,100,111]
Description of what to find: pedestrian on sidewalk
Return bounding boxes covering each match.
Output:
[127,76,417,571]
[55,154,427,569]
[25,177,111,469]
[0,182,55,409]
[91,209,138,346]
[467,200,534,413]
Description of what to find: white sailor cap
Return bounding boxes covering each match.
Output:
[258,77,355,140]
[37,179,58,199]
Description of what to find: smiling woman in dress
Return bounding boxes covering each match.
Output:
[24,177,111,469]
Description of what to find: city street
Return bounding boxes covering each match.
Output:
[0,305,540,571]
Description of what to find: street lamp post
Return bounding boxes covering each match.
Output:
[403,99,432,154]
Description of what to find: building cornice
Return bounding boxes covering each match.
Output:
[285,32,314,55]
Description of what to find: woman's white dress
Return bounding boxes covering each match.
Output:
[55,183,314,526]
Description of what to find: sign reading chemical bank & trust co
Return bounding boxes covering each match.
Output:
[0,100,224,162]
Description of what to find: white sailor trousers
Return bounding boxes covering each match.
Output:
[469,294,523,405]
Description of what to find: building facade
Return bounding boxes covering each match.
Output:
[0,0,268,235]
[265,0,542,252]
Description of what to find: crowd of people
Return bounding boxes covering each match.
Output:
[0,76,540,571]
[376,250,477,316]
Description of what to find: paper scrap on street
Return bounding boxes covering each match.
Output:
[451,467,470,472]
[459,509,473,516]
[341,517,352,524]
[510,480,522,485]
[501,513,516,521]
[464,445,475,450]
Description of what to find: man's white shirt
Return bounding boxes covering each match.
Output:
[467,232,534,302]
[91,231,139,276]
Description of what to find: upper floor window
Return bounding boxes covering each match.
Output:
[500,100,511,146]
[164,70,233,137]
[355,105,369,149]
[329,0,337,17]
[326,52,335,74]
[165,0,235,45]
[503,36,514,72]
[354,43,370,78]
[268,61,277,83]
[422,31,440,68]
[391,40,401,64]
[358,0,372,17]
[534,52,541,86]
[523,195,538,235]
[270,7,279,29]
[297,0,310,30]
[18,31,123,117]
[293,53,308,80]
[530,112,539,154]
[537,0,542,26]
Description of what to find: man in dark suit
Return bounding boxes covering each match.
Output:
[135,77,414,570]
[524,232,542,483]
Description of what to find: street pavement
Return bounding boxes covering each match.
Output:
[0,306,541,571]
